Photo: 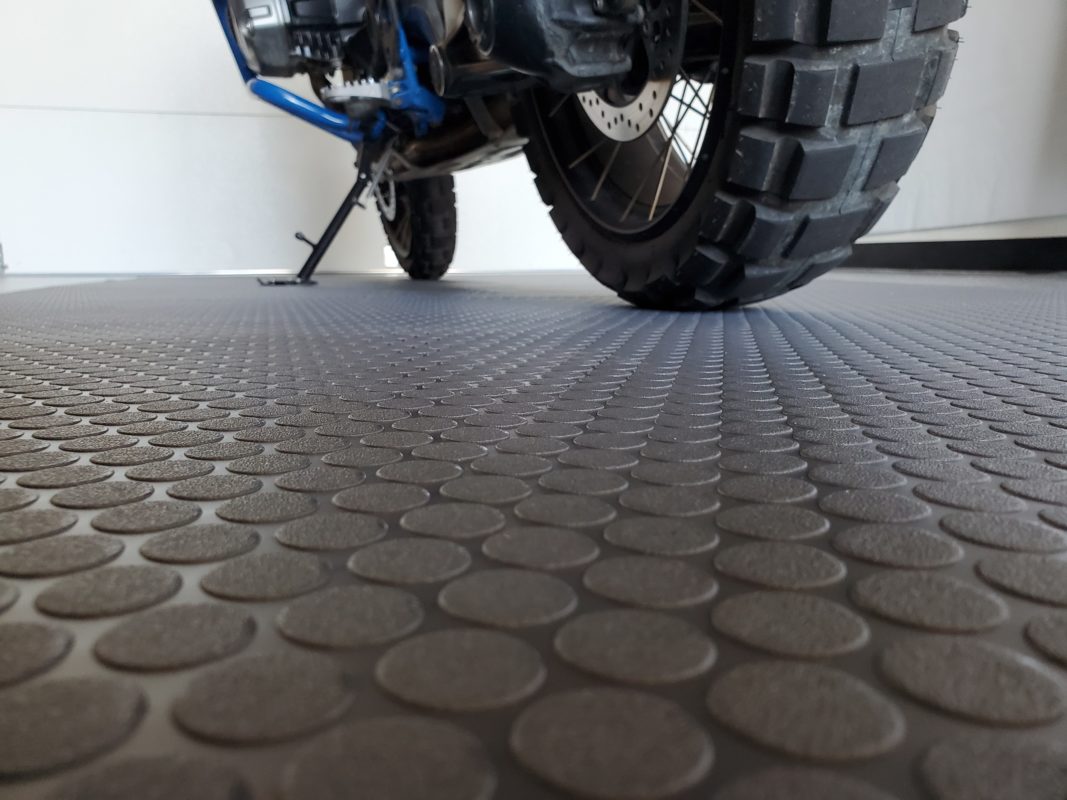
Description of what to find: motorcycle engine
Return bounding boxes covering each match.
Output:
[227,0,368,77]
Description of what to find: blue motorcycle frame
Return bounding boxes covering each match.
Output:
[211,0,445,144]
[211,0,447,285]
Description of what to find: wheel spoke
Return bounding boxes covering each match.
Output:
[680,68,710,95]
[567,139,607,170]
[591,142,622,202]
[619,98,692,222]
[650,85,691,219]
[682,86,715,181]
[675,74,711,114]
[662,75,711,170]
[649,139,677,221]
[663,99,693,173]
[690,0,723,25]
[547,94,571,118]
[554,28,721,231]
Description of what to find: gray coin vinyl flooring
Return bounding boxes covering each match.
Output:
[1,270,1067,800]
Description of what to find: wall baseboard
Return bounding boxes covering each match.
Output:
[847,237,1067,271]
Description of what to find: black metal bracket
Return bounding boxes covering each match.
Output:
[259,155,374,287]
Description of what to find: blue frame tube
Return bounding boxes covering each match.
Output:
[247,80,364,141]
[212,0,364,143]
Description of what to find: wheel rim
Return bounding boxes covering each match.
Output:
[381,189,413,260]
[531,1,730,237]
[377,180,398,222]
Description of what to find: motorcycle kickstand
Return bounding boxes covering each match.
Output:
[258,163,374,287]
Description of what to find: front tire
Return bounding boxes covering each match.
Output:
[517,0,965,310]
[379,176,457,281]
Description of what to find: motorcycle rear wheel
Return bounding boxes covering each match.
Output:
[379,176,457,281]
[516,0,965,310]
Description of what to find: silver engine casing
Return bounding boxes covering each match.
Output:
[228,0,368,77]
[228,0,296,76]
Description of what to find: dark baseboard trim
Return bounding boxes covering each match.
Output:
[847,237,1067,271]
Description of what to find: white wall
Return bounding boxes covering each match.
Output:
[0,0,571,276]
[870,0,1067,237]
[1,2,1063,276]
[0,1,388,275]
[453,161,578,272]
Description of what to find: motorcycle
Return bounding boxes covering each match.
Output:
[214,0,965,307]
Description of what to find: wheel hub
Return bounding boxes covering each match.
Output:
[575,79,672,142]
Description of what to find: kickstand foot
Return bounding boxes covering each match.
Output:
[257,277,318,286]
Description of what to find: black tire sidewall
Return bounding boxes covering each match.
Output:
[513,3,749,295]
[379,176,457,281]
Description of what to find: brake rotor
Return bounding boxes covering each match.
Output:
[576,79,672,142]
